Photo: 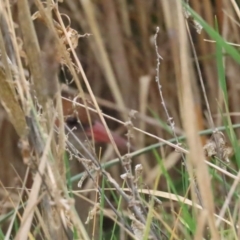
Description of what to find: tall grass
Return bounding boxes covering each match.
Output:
[1,0,240,239]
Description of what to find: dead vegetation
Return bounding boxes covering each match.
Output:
[1,0,240,239]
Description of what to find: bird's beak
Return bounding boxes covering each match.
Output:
[86,121,127,149]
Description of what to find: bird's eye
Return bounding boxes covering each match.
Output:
[65,116,78,128]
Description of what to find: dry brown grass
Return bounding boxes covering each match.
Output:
[1,0,240,239]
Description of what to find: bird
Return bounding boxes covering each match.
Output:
[60,87,127,152]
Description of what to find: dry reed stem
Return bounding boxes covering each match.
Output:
[216,169,240,227]
[0,67,26,136]
[0,11,26,137]
[80,0,127,120]
[55,90,66,176]
[191,0,218,113]
[15,118,55,240]
[194,209,208,240]
[176,1,219,238]
[0,1,30,104]
[4,167,30,239]
[102,0,132,101]
[134,0,152,72]
[17,0,46,107]
[117,0,132,37]
[138,75,151,173]
[170,185,192,239]
[230,0,240,19]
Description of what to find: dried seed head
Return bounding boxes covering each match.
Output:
[120,173,128,180]
[134,164,143,183]
[129,109,138,119]
[18,137,31,165]
[77,172,88,188]
[204,141,217,158]
[85,203,100,224]
[131,217,145,240]
[135,164,143,174]
[203,131,233,163]
[183,4,203,34]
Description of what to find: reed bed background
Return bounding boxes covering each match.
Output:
[1,0,240,239]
